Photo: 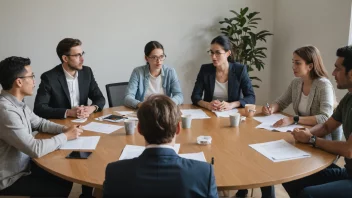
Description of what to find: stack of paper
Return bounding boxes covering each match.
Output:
[119,144,181,160]
[71,118,88,123]
[179,152,206,162]
[212,109,238,117]
[83,122,124,134]
[180,109,210,119]
[60,136,100,150]
[253,114,302,132]
[253,114,287,123]
[249,139,311,162]
[256,123,302,132]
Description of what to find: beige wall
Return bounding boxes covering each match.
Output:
[0,0,274,109]
[271,0,352,113]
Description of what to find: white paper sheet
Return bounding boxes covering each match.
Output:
[179,152,207,162]
[119,144,181,160]
[71,118,88,123]
[60,136,100,150]
[212,109,238,117]
[249,139,311,162]
[83,122,124,134]
[180,109,210,119]
[256,122,303,132]
[253,114,287,124]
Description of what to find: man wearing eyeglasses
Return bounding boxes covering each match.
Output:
[34,38,105,120]
[34,38,105,198]
[0,56,83,197]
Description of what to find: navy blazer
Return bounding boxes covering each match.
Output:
[191,62,255,107]
[34,65,105,119]
[103,148,218,198]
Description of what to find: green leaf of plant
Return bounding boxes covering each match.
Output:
[240,7,249,15]
[249,76,262,82]
[230,10,240,16]
[247,12,260,19]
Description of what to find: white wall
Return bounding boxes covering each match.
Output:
[271,0,352,113]
[0,0,274,109]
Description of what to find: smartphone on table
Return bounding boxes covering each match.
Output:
[65,151,92,159]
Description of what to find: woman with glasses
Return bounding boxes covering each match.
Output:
[191,35,273,197]
[191,35,255,112]
[124,41,183,108]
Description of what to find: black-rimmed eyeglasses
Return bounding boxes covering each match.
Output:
[18,74,35,80]
[65,51,85,58]
[148,54,166,61]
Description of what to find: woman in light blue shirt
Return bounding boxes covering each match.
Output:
[124,41,183,108]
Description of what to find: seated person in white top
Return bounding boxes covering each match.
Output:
[263,46,342,140]
[124,41,184,108]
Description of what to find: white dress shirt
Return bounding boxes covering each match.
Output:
[63,66,80,117]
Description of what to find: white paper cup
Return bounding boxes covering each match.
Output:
[181,115,192,129]
[230,113,241,127]
[124,119,136,135]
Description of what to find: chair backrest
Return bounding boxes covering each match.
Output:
[105,82,128,107]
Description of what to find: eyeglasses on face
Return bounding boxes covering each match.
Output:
[148,54,166,61]
[207,50,226,57]
[65,51,85,58]
[18,74,35,80]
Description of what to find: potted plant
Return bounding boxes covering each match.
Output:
[219,7,273,88]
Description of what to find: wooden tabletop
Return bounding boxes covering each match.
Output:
[33,105,336,190]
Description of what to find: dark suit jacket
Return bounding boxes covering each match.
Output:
[191,62,255,107]
[103,148,218,198]
[34,65,105,119]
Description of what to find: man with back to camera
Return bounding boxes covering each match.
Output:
[103,94,218,198]
[0,56,83,197]
[283,46,352,197]
[34,38,106,198]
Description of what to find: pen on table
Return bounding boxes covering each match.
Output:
[266,102,271,114]
[211,157,214,165]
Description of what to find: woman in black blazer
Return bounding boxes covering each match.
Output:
[191,35,274,198]
[191,35,255,111]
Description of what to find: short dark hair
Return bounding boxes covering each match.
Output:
[211,35,235,63]
[56,38,82,63]
[0,56,31,90]
[144,41,164,56]
[336,46,352,74]
[137,95,181,144]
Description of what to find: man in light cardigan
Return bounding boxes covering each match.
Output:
[0,56,82,197]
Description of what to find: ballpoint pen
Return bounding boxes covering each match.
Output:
[266,103,271,114]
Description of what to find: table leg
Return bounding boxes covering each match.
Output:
[93,188,103,198]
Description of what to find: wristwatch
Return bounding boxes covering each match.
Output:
[293,115,299,124]
[309,135,317,147]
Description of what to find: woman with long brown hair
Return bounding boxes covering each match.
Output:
[263,46,341,140]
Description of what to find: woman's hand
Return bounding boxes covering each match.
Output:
[273,117,294,127]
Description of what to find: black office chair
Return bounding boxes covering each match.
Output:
[105,82,129,107]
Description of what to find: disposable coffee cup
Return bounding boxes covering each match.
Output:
[230,113,241,127]
[181,115,192,129]
[124,119,135,135]
[245,104,256,117]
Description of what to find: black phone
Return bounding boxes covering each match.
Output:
[104,115,125,121]
[66,151,92,159]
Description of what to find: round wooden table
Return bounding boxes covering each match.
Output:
[34,105,336,191]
